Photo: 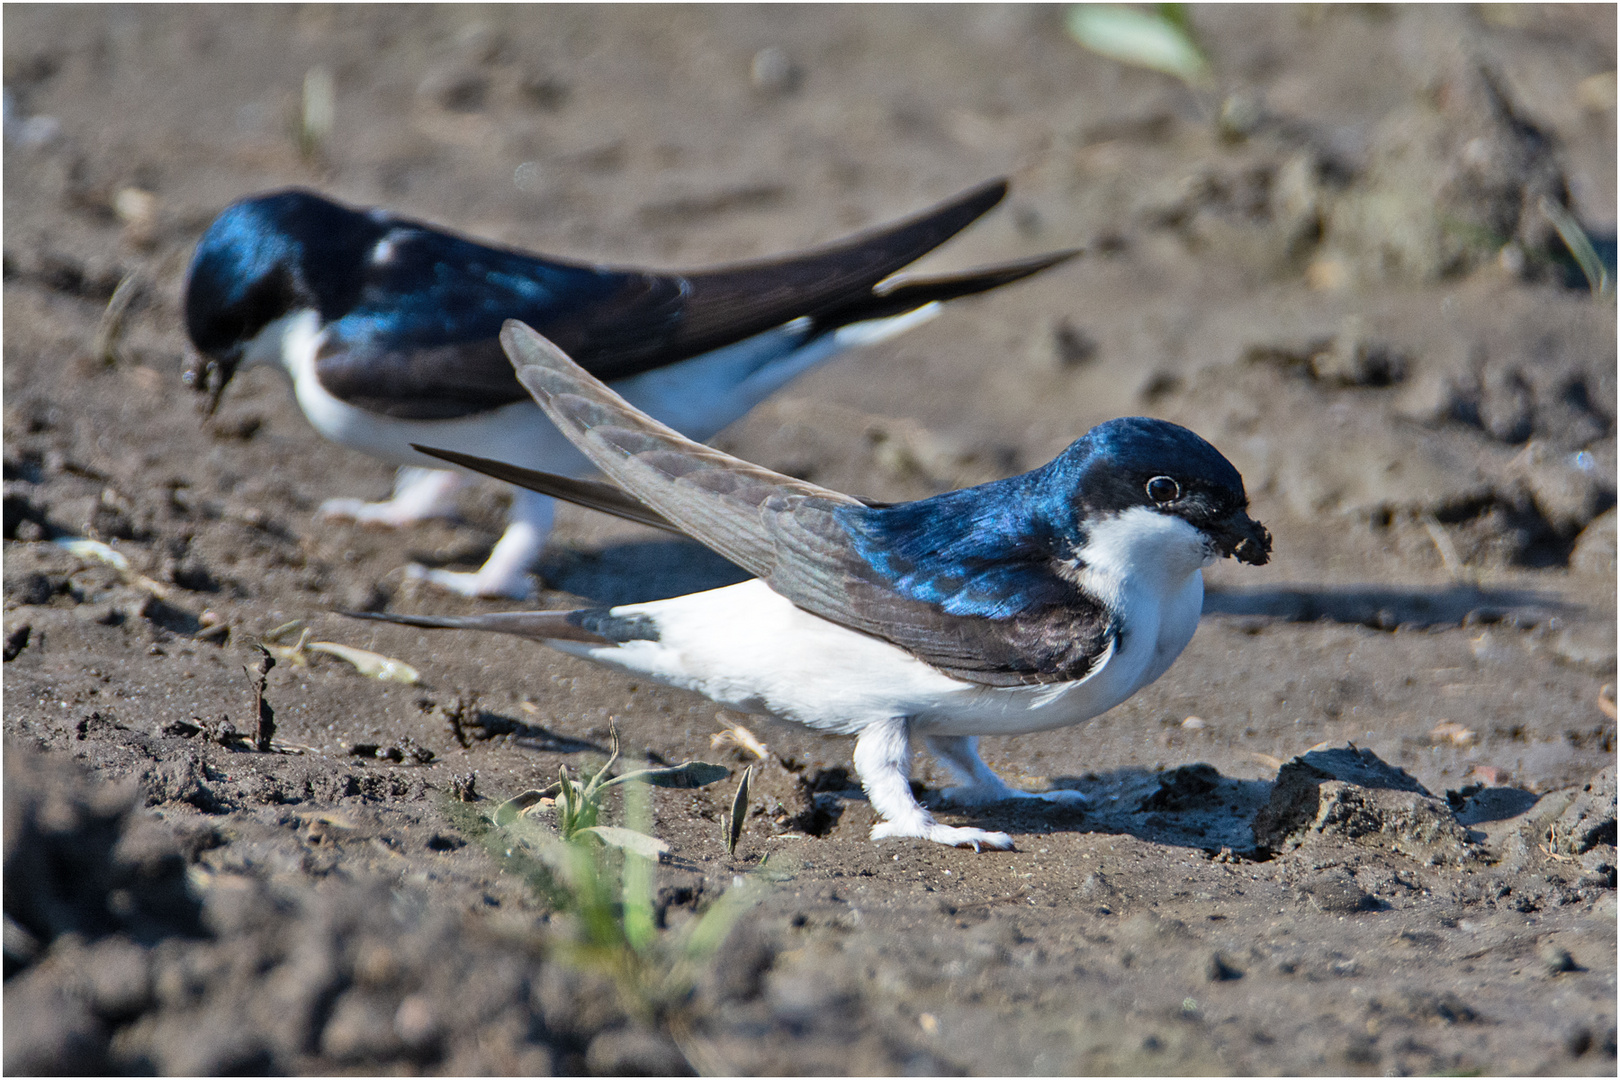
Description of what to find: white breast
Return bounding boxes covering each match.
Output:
[1073,505,1211,695]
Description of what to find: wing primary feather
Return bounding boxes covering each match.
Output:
[814,249,1082,330]
[664,178,1012,353]
[410,444,683,534]
[500,320,859,582]
[869,249,1081,302]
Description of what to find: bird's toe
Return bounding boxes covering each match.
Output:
[317,496,373,522]
[319,496,456,528]
[405,563,539,601]
[934,825,1015,851]
[871,819,1014,851]
[1030,788,1089,804]
[936,784,1006,807]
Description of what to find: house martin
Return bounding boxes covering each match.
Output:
[345,323,1271,851]
[184,179,1076,598]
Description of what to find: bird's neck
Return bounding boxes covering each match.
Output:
[242,308,323,378]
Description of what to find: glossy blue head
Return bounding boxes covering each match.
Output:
[839,415,1267,622]
[1036,416,1269,565]
[183,189,386,410]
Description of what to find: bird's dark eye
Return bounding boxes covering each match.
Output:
[1146,476,1180,503]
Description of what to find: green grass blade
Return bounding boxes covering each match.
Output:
[618,781,658,953]
[727,765,753,856]
[1542,196,1613,297]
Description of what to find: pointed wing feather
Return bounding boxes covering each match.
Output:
[502,321,859,582]
[820,248,1080,327]
[411,444,896,533]
[411,445,684,534]
[659,179,1011,360]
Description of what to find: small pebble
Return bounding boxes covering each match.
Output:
[393,994,441,1052]
[418,66,488,112]
[750,46,801,94]
[114,187,159,245]
[1564,1025,1594,1057]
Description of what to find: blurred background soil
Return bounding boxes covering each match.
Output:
[3,5,1616,1075]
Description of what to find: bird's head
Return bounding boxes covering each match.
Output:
[1045,417,1271,568]
[182,189,376,414]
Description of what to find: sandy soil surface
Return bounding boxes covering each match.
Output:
[4,5,1616,1075]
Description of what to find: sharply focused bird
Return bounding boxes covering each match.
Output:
[183,180,1076,598]
[346,322,1272,850]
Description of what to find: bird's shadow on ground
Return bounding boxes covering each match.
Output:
[1202,582,1572,629]
[918,764,1278,855]
[926,760,1543,853]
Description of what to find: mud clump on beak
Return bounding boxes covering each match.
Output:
[1222,511,1272,566]
[184,352,235,417]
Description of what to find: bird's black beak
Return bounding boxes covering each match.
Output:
[184,349,238,418]
[1216,509,1272,566]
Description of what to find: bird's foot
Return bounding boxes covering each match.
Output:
[319,496,454,528]
[318,468,465,527]
[870,819,1014,851]
[404,562,539,600]
[936,783,1089,807]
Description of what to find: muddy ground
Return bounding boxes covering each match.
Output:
[3,5,1617,1075]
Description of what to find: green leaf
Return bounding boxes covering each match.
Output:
[1066,4,1210,85]
[728,765,753,856]
[602,761,732,789]
[576,826,671,860]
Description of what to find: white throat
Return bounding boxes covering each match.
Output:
[1073,505,1212,608]
[241,308,323,376]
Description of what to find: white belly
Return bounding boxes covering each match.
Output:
[260,305,939,479]
[548,575,1201,739]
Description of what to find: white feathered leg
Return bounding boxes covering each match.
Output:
[319,466,465,526]
[406,487,553,600]
[925,734,1088,807]
[857,717,1014,851]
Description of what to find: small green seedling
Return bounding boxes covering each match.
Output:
[449,723,759,1037]
[494,723,730,854]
